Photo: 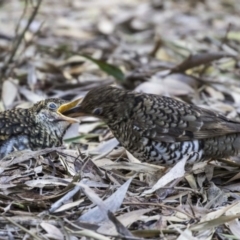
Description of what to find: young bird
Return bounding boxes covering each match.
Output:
[0,98,78,159]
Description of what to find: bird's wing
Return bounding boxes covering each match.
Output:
[0,108,35,142]
[132,95,240,143]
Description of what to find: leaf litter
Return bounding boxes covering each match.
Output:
[1,0,240,239]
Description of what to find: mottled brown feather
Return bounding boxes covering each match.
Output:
[74,85,240,142]
[132,95,240,143]
[61,85,240,164]
[0,98,73,158]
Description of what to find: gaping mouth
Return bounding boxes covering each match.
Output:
[57,98,83,123]
[57,98,84,120]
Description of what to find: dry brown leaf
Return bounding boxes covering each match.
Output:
[2,79,18,109]
[78,178,132,223]
[141,154,188,196]
[40,222,64,240]
[98,208,155,235]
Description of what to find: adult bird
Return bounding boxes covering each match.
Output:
[58,85,240,165]
[0,98,78,159]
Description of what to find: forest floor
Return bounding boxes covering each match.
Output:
[1,0,240,239]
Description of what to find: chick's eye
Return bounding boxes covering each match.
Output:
[48,102,57,110]
[92,107,102,115]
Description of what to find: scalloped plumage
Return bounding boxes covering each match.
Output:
[0,98,73,159]
[62,86,240,164]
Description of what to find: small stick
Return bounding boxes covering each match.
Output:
[0,0,42,78]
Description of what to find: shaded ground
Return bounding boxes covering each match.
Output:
[1,0,240,239]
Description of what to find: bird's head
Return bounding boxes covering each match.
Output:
[58,85,134,124]
[32,98,79,134]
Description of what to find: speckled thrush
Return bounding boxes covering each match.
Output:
[58,85,240,165]
[0,99,78,159]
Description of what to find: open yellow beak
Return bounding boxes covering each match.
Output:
[57,98,83,123]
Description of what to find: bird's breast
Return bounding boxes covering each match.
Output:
[144,139,204,164]
[108,121,205,164]
[0,135,30,159]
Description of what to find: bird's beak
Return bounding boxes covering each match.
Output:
[57,98,85,120]
[57,98,83,123]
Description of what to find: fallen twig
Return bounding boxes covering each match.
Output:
[0,0,42,79]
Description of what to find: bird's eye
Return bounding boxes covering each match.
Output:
[92,107,102,115]
[48,102,57,110]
